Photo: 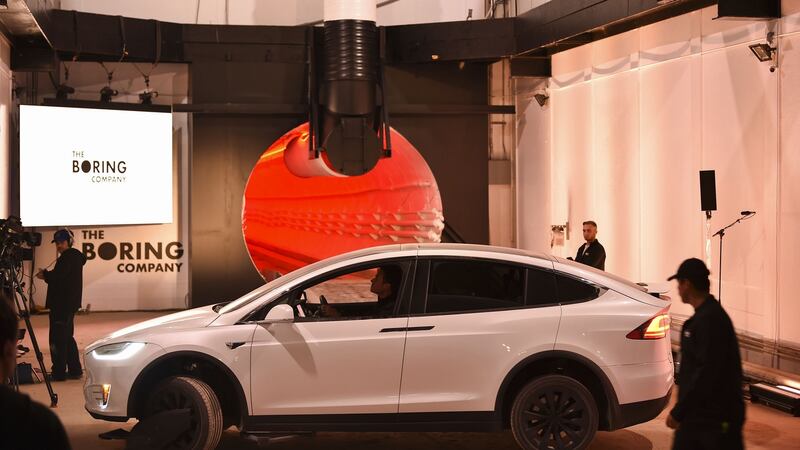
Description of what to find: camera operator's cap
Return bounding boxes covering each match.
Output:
[51,229,71,243]
[667,258,710,281]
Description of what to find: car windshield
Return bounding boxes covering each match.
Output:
[552,256,647,292]
[216,266,315,315]
[217,249,392,314]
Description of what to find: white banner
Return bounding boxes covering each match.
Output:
[31,225,188,311]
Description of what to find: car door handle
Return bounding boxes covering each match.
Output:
[379,326,434,333]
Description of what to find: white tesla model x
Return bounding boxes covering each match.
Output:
[84,243,673,450]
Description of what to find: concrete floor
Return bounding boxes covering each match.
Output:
[15,311,800,450]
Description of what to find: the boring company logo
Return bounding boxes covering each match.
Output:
[72,150,128,183]
[80,230,184,273]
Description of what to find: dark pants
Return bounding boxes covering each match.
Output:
[49,311,81,378]
[673,423,744,450]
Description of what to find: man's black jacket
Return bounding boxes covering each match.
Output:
[0,385,71,449]
[575,240,606,270]
[671,295,745,427]
[43,247,86,314]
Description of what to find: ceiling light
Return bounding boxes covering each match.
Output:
[100,86,119,103]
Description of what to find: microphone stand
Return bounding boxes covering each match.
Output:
[712,212,755,304]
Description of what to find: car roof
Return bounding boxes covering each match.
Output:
[342,243,554,263]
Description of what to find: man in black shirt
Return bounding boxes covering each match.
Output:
[369,265,401,316]
[35,229,86,381]
[666,258,744,450]
[573,221,606,270]
[319,265,401,318]
[0,295,71,449]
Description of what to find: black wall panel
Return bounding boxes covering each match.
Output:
[389,115,489,245]
[189,57,305,307]
[190,114,303,306]
[385,62,489,245]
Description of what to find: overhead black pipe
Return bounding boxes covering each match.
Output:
[316,18,383,176]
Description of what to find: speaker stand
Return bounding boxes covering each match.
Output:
[712,212,755,304]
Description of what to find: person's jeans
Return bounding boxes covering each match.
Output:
[49,310,82,378]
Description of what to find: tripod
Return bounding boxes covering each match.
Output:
[712,211,756,304]
[2,265,58,407]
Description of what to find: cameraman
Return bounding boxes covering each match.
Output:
[35,229,86,381]
[0,295,71,449]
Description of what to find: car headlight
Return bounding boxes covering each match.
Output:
[91,342,146,361]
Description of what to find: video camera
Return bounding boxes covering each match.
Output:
[0,216,58,406]
[0,216,41,264]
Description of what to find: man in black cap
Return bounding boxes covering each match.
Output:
[0,294,71,449]
[35,229,86,381]
[666,258,744,450]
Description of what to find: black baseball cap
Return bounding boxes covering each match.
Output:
[667,258,710,281]
[51,229,72,243]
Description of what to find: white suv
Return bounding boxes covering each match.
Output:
[84,244,673,450]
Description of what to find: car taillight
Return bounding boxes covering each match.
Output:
[626,308,671,340]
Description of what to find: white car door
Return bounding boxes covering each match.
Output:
[399,256,562,413]
[249,259,414,416]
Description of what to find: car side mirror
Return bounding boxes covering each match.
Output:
[263,304,295,323]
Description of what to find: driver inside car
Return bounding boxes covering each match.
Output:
[319,265,402,318]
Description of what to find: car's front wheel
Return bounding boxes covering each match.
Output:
[510,374,599,450]
[144,376,223,450]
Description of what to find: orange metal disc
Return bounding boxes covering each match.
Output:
[242,123,443,280]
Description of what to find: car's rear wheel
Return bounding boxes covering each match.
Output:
[144,376,223,450]
[510,374,599,450]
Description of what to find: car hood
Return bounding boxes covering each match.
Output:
[86,305,219,352]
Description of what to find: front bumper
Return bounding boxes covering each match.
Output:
[86,408,131,422]
[83,343,165,421]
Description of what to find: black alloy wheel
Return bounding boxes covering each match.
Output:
[510,375,599,450]
[144,376,223,450]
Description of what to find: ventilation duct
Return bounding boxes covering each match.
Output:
[287,0,391,178]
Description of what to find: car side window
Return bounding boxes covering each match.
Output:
[293,261,410,321]
[526,267,558,306]
[555,273,601,303]
[425,259,525,314]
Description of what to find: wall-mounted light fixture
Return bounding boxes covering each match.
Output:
[749,43,775,62]
[551,222,569,248]
[534,89,549,107]
[749,31,778,72]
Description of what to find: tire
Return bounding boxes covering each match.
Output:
[510,375,599,450]
[144,376,223,450]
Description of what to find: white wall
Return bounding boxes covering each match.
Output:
[376,0,482,25]
[517,4,800,346]
[778,0,800,347]
[515,0,551,15]
[60,0,483,26]
[40,62,188,106]
[515,77,550,252]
